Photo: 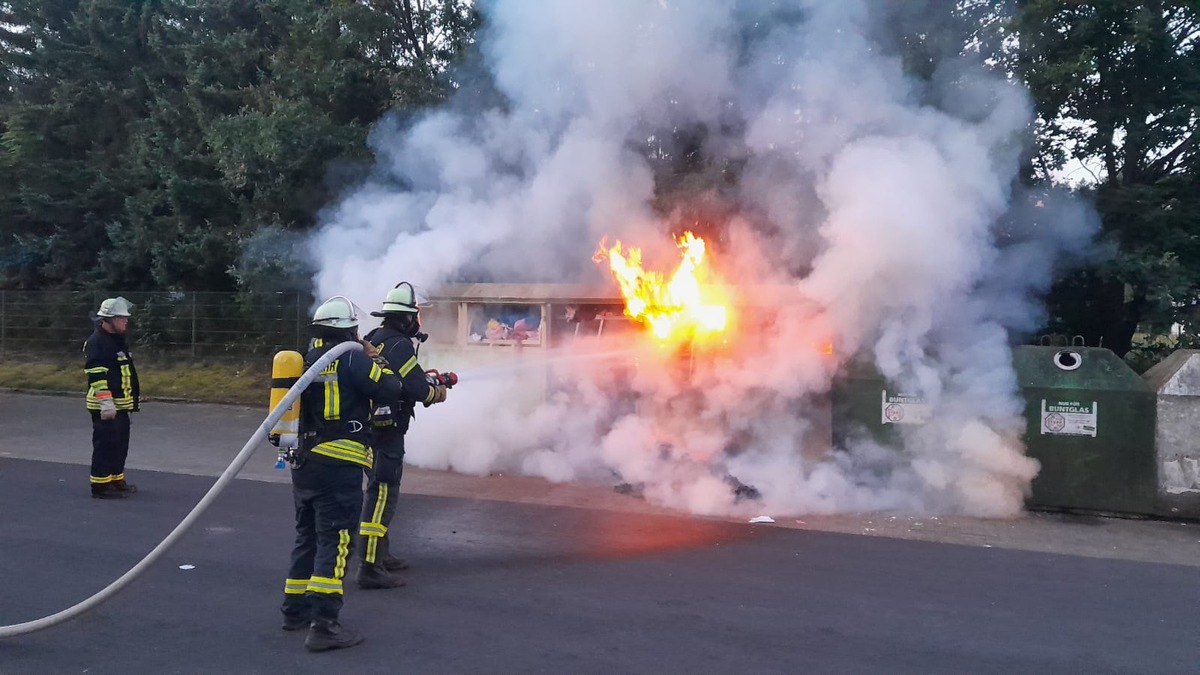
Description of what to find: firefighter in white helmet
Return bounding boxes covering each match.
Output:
[83,297,140,499]
[280,295,407,652]
[356,282,453,589]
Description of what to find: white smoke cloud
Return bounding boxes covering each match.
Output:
[311,0,1097,518]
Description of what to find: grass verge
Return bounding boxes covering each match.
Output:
[0,358,269,406]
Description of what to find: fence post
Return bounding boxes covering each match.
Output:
[0,290,6,360]
[191,292,198,358]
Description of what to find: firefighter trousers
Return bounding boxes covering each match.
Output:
[89,410,131,486]
[282,454,364,623]
[359,430,405,564]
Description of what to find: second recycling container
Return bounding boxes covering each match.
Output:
[1014,346,1156,515]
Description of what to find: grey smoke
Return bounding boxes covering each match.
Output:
[310,0,1097,517]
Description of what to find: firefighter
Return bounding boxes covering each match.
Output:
[281,295,411,652]
[356,281,452,589]
[83,297,140,499]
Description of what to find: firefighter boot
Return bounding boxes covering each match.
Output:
[304,619,364,652]
[111,479,138,494]
[378,537,409,571]
[91,484,126,499]
[281,608,311,631]
[356,562,405,590]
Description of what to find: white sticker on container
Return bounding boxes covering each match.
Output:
[1039,399,1098,437]
[881,390,931,425]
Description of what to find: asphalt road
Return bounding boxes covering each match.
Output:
[1,392,1199,673]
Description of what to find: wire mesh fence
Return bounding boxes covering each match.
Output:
[0,290,313,363]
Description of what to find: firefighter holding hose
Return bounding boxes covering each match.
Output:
[281,295,409,652]
[356,282,454,589]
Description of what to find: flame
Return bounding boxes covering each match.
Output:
[596,231,729,342]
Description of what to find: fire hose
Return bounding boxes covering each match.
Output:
[0,340,363,639]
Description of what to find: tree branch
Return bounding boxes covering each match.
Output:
[1145,118,1199,180]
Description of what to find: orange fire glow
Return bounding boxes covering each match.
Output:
[595,231,729,343]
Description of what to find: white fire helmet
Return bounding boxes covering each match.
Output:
[312,295,359,329]
[96,297,134,318]
[371,282,428,317]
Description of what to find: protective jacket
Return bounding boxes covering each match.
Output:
[363,325,439,434]
[298,337,404,469]
[83,328,140,412]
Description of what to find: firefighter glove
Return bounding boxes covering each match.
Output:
[423,384,447,407]
[97,392,117,420]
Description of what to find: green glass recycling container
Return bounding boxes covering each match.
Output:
[1014,346,1156,515]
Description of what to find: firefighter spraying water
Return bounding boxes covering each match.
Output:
[271,293,461,652]
[261,288,461,651]
[355,282,456,590]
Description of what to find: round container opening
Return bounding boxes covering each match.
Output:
[1053,350,1082,371]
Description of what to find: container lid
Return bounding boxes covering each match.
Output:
[1013,346,1151,391]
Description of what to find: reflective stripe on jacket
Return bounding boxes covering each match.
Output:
[299,338,404,468]
[83,328,140,411]
[363,325,437,432]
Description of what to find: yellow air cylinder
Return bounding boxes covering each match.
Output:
[269,350,304,450]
